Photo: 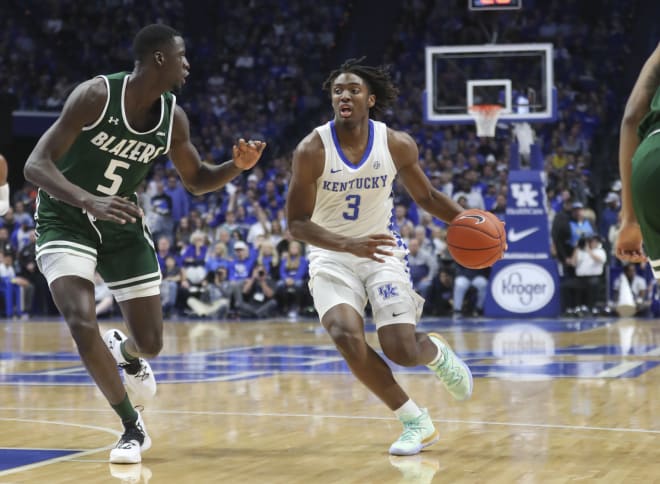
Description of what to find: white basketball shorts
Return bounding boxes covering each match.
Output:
[307,249,424,329]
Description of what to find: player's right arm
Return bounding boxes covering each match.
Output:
[286,132,395,262]
[616,41,660,262]
[23,78,141,224]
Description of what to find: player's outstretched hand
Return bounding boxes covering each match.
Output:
[348,234,397,262]
[616,222,647,263]
[232,138,267,170]
[84,195,143,224]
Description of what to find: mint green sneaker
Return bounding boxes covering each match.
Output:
[389,409,439,456]
[427,332,473,401]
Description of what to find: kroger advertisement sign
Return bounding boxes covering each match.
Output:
[485,259,560,317]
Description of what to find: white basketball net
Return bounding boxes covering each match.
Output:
[468,105,503,138]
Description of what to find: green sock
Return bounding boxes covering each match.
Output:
[120,341,138,362]
[111,393,138,426]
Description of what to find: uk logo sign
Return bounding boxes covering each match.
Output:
[511,182,539,208]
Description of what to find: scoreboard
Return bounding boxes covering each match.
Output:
[469,0,522,10]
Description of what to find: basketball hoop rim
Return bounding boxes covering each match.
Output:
[468,104,503,138]
[468,104,504,115]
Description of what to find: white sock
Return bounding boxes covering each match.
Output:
[427,337,445,367]
[394,399,423,421]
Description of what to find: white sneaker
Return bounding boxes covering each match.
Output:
[104,329,157,401]
[109,409,151,464]
[389,409,439,456]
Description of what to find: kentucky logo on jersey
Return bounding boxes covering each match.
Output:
[321,175,389,193]
[89,131,165,164]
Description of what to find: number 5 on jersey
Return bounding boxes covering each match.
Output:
[97,159,130,195]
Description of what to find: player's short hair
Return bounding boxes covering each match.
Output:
[322,57,399,119]
[132,24,180,61]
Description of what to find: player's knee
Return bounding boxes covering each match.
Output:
[324,320,367,361]
[65,314,99,352]
[133,332,163,358]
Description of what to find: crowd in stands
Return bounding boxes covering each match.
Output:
[0,0,655,319]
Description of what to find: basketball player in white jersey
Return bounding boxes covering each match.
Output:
[0,154,10,215]
[287,59,482,455]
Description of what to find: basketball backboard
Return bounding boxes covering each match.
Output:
[424,43,554,125]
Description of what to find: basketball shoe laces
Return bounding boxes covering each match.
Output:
[433,346,463,387]
[398,413,429,443]
[119,359,148,379]
[117,416,146,449]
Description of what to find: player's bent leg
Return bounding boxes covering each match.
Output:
[104,295,163,403]
[104,328,157,402]
[426,333,473,401]
[378,324,438,367]
[322,305,410,410]
[118,295,164,359]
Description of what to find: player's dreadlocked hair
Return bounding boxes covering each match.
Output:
[322,57,399,119]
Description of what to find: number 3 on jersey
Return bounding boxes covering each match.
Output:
[343,194,361,220]
[96,159,130,195]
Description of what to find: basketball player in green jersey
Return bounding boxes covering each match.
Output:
[23,24,266,464]
[617,41,660,269]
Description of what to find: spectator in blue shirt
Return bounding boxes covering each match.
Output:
[164,174,190,223]
[276,240,309,318]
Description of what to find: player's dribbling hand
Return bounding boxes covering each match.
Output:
[348,234,397,262]
[84,195,142,224]
[232,138,267,170]
[615,222,647,263]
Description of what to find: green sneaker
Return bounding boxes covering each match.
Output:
[427,332,473,401]
[389,409,439,456]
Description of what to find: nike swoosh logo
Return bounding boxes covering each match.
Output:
[457,214,485,224]
[507,227,540,242]
[392,311,406,317]
[330,168,343,173]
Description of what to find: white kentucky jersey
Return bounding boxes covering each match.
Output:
[311,119,397,244]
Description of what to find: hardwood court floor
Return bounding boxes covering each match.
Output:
[2,316,660,483]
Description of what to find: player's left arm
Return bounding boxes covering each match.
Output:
[168,105,266,195]
[389,128,462,223]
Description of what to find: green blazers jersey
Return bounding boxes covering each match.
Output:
[638,87,660,140]
[49,71,176,198]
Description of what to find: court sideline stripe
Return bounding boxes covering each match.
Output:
[1,406,659,435]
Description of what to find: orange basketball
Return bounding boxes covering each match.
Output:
[446,209,506,269]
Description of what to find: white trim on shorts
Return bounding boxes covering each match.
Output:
[37,251,161,302]
[37,251,96,285]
